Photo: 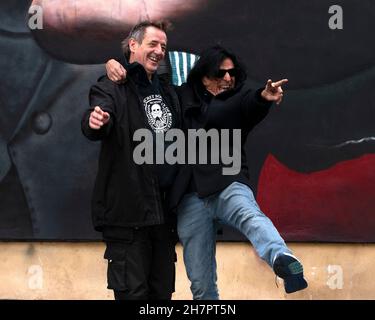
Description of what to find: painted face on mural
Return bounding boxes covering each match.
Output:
[202,58,236,96]
[1,0,374,241]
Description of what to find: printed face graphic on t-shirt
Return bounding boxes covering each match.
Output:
[151,104,162,120]
[143,94,172,133]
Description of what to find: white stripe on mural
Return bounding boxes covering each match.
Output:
[182,52,188,84]
[190,54,197,70]
[174,51,182,86]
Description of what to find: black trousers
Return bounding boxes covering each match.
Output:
[104,224,177,300]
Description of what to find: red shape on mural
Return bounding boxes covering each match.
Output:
[257,154,375,242]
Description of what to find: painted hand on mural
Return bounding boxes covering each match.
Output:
[30,0,207,63]
[31,0,206,28]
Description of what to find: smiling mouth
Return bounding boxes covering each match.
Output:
[148,56,159,64]
[219,83,233,92]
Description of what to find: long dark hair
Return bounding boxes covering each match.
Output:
[187,45,247,86]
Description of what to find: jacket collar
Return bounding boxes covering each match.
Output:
[124,59,158,88]
[183,79,245,114]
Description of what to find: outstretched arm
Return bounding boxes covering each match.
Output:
[81,78,116,141]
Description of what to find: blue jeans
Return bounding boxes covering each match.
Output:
[177,182,292,300]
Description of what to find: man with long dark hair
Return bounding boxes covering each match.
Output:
[170,46,307,299]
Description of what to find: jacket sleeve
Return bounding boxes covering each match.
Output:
[241,87,273,129]
[81,76,117,141]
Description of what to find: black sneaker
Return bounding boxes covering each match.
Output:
[273,253,308,294]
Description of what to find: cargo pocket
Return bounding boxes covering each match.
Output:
[104,242,128,291]
[106,259,127,291]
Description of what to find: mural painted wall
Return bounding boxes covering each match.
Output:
[0,0,374,241]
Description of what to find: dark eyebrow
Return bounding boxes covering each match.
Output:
[148,40,167,50]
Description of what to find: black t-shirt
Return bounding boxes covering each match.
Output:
[127,62,179,190]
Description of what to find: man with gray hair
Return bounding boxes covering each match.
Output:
[81,20,181,300]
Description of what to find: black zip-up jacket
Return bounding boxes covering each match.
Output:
[170,80,272,209]
[81,70,181,233]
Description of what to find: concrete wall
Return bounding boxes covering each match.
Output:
[0,242,374,300]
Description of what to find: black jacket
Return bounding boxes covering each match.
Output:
[81,72,181,233]
[170,80,272,209]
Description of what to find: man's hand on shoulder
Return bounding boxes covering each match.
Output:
[106,59,127,83]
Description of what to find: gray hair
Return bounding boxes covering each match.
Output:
[121,20,172,58]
